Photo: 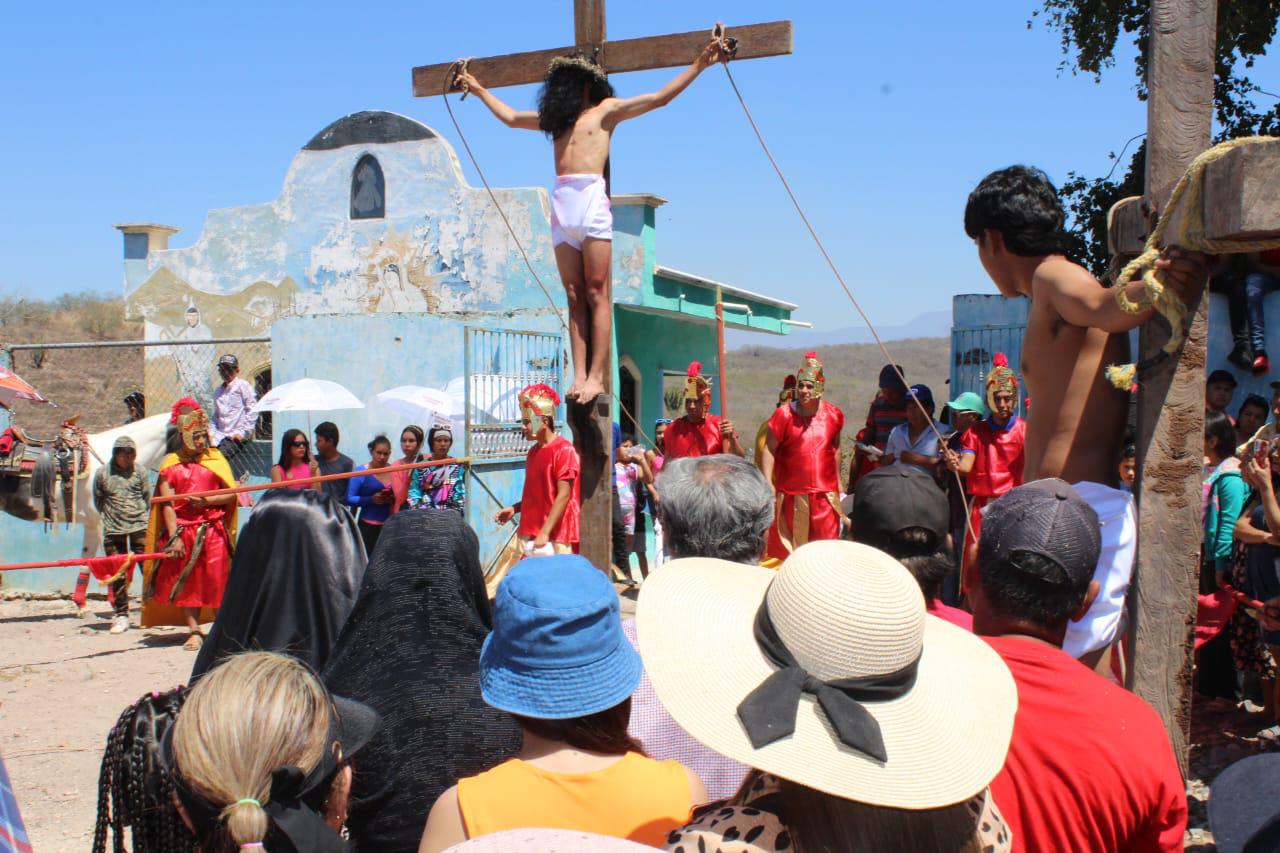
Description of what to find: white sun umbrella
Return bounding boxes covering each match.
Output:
[250,378,365,415]
[375,385,466,428]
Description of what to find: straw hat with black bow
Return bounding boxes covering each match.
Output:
[636,540,1017,809]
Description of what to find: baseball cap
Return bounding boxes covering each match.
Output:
[1207,369,1238,388]
[1209,753,1280,853]
[978,479,1101,588]
[908,384,934,409]
[945,391,988,417]
[1270,379,1280,391]
[217,354,238,369]
[112,436,137,452]
[878,364,907,393]
[852,466,950,550]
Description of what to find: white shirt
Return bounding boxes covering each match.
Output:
[210,377,258,445]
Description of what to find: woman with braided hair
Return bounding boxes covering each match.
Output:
[455,41,724,403]
[93,687,194,853]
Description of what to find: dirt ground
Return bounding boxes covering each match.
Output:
[0,587,1266,852]
[0,596,193,851]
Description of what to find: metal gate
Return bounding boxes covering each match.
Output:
[949,324,1027,418]
[462,327,565,461]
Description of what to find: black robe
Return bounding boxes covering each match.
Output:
[323,510,521,853]
[191,489,366,680]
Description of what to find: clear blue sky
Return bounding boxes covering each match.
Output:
[0,1,1157,333]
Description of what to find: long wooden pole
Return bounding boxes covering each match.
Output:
[715,286,728,420]
[1126,0,1216,775]
[149,456,471,504]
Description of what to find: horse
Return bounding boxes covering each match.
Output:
[0,414,170,580]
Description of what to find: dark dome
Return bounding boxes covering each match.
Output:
[303,111,435,151]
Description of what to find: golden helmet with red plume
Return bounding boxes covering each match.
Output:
[796,351,825,397]
[985,353,1018,413]
[519,383,561,424]
[176,407,210,454]
[778,374,797,406]
[683,361,712,405]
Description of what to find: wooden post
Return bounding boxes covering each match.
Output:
[411,4,792,573]
[1126,0,1217,774]
[715,286,728,420]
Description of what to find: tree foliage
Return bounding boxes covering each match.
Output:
[1030,0,1279,277]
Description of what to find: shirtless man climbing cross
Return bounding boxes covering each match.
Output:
[964,165,1206,664]
[457,40,724,403]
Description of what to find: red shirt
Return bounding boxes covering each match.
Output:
[664,415,727,460]
[519,436,580,543]
[985,636,1186,853]
[960,416,1027,498]
[767,401,844,494]
[926,599,973,631]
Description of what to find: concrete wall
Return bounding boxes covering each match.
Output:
[270,311,566,569]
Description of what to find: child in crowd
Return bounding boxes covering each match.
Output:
[1118,444,1137,492]
[883,384,940,473]
[495,385,580,556]
[612,433,653,578]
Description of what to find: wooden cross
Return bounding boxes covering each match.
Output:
[412,3,793,573]
[1108,0,1280,772]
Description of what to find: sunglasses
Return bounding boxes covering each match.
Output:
[291,440,309,448]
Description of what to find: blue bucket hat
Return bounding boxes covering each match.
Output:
[481,555,642,719]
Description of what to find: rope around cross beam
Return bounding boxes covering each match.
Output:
[1104,135,1280,391]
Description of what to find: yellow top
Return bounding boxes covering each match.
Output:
[457,752,694,847]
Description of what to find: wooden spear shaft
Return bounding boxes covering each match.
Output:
[716,286,728,421]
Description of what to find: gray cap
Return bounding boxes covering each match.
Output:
[217,354,238,368]
[978,479,1100,588]
[113,436,137,452]
[851,466,950,550]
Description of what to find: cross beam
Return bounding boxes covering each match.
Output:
[412,21,793,96]
[411,3,793,575]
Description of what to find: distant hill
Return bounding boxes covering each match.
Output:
[0,294,142,436]
[726,336,952,462]
[741,310,952,351]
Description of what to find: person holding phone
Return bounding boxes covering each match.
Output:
[346,435,398,555]
[613,433,654,576]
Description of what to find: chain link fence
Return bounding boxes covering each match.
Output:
[3,337,274,480]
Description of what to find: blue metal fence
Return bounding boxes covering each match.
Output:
[462,326,565,461]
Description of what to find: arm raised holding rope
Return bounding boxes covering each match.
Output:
[453,70,540,130]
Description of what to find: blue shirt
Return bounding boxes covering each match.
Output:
[884,420,941,472]
[346,466,394,524]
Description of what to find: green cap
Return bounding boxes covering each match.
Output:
[945,391,988,417]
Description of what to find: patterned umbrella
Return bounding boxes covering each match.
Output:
[0,365,51,410]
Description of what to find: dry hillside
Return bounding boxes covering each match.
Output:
[726,337,952,461]
[0,294,143,436]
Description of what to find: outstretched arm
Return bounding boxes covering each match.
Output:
[454,70,540,130]
[603,39,723,126]
[1039,249,1209,334]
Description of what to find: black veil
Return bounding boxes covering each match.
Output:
[322,510,521,853]
[191,489,367,680]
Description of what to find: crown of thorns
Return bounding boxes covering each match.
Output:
[547,54,608,84]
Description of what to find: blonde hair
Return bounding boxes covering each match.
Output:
[172,652,333,850]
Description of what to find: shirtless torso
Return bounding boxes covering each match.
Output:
[552,103,613,175]
[1022,273,1131,485]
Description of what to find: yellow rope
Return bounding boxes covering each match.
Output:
[1105,136,1280,390]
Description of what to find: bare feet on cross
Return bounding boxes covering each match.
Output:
[573,377,606,404]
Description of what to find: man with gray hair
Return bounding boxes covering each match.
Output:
[625,452,762,798]
[657,454,775,564]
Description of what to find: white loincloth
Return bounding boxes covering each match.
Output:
[550,174,612,250]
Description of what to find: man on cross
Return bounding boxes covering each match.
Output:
[964,165,1206,663]
[455,40,724,403]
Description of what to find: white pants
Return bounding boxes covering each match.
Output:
[1063,481,1137,658]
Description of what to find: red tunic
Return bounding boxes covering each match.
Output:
[960,415,1028,565]
[664,415,726,460]
[765,401,845,560]
[519,436,581,544]
[152,462,232,609]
